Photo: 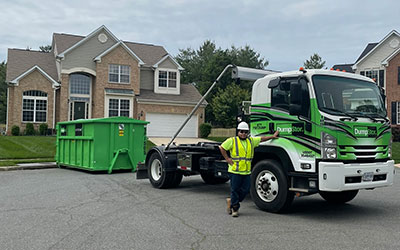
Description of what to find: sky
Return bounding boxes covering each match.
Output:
[0,0,399,71]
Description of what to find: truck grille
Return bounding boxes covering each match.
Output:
[339,145,388,160]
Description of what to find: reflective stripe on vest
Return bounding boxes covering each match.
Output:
[231,137,254,173]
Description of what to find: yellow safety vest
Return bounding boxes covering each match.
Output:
[229,137,254,175]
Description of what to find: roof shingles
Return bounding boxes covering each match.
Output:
[137,84,206,105]
[6,49,58,82]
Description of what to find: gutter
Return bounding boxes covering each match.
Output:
[5,87,9,134]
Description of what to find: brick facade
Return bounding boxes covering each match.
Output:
[386,52,400,125]
[93,45,140,118]
[7,70,55,134]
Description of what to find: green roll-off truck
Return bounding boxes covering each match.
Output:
[137,65,395,213]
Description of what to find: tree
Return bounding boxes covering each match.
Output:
[39,45,52,52]
[176,41,268,126]
[212,83,251,128]
[303,53,326,69]
[0,62,7,124]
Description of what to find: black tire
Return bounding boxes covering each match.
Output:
[250,160,294,213]
[200,172,229,184]
[319,190,358,204]
[147,152,179,189]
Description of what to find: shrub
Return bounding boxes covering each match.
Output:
[199,123,212,138]
[392,126,400,142]
[39,123,48,136]
[25,123,36,135]
[11,125,20,136]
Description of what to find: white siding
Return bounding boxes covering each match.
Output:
[62,30,117,72]
[159,58,178,69]
[356,34,400,72]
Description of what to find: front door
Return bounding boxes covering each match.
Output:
[74,102,86,120]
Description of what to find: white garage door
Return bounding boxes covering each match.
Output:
[146,113,198,137]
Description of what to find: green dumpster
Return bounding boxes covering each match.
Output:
[55,117,149,173]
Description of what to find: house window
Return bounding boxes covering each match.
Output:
[365,70,378,83]
[70,74,90,94]
[109,64,130,84]
[158,70,177,88]
[22,90,47,122]
[398,102,400,124]
[108,98,130,117]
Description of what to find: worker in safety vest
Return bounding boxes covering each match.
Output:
[219,121,279,217]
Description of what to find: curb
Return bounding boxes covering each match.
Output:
[0,162,57,171]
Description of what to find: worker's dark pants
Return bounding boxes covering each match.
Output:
[229,173,250,211]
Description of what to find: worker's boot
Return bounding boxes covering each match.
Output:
[226,198,232,215]
[232,209,239,217]
[232,205,239,217]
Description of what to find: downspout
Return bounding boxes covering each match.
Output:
[5,87,9,134]
[53,86,60,130]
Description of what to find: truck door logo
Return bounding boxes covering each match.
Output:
[276,123,304,135]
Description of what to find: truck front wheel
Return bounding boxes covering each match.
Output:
[148,152,181,189]
[250,160,294,213]
[319,190,358,204]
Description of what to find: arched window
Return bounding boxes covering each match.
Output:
[69,73,91,120]
[22,90,48,122]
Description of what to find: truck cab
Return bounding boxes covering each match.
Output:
[249,68,394,211]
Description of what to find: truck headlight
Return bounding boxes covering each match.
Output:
[388,137,392,158]
[323,147,337,159]
[322,132,337,146]
[321,132,337,159]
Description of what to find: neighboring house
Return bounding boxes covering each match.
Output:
[333,30,400,125]
[6,25,206,137]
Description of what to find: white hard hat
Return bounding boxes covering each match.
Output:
[237,122,249,130]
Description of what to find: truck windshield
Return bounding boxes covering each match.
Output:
[312,75,386,118]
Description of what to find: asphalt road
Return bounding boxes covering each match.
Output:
[0,168,399,250]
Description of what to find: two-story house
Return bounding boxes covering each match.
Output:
[6,25,206,137]
[334,30,400,126]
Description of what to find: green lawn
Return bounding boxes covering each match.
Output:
[0,135,156,165]
[391,142,400,164]
[0,136,56,159]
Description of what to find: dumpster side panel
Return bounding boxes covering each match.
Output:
[92,123,111,170]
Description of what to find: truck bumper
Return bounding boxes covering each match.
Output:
[318,160,395,191]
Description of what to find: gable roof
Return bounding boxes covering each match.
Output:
[137,84,207,105]
[57,25,119,59]
[6,49,58,83]
[153,54,184,70]
[382,47,400,66]
[353,30,400,70]
[355,43,378,63]
[94,41,144,65]
[9,65,59,87]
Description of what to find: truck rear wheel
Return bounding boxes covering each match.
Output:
[200,172,229,184]
[319,190,358,204]
[250,160,293,213]
[148,152,181,189]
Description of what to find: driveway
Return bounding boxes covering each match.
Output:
[0,168,399,250]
